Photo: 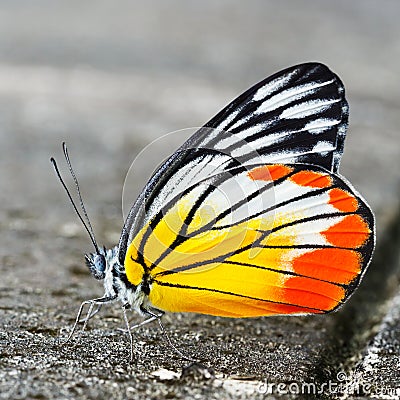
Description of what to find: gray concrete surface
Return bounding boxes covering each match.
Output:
[0,1,399,399]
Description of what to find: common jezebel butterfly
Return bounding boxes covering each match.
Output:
[52,63,375,361]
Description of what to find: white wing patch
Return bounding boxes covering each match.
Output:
[255,79,335,115]
[213,109,241,133]
[280,99,340,120]
[304,118,340,134]
[252,70,296,101]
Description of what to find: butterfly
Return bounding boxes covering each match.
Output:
[52,62,375,361]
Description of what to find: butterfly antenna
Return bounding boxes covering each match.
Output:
[50,154,100,254]
[62,142,98,246]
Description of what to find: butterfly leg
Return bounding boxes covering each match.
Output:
[118,305,164,332]
[65,295,116,343]
[141,306,197,362]
[121,302,144,363]
[78,304,103,324]
[117,314,158,333]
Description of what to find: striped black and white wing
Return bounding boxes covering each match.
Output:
[188,62,348,172]
[118,63,349,264]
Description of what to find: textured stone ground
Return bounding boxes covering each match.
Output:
[0,1,399,399]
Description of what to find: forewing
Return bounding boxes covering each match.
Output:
[188,62,348,171]
[119,63,348,264]
[125,163,374,317]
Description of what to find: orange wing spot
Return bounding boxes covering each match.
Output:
[290,170,332,188]
[292,248,361,284]
[283,276,345,312]
[322,215,370,248]
[328,188,358,212]
[247,165,293,181]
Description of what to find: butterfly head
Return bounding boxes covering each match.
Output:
[85,247,108,280]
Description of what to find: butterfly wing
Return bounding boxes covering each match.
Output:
[125,163,374,317]
[118,63,349,264]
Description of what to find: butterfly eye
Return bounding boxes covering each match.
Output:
[94,254,106,273]
[85,253,106,280]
